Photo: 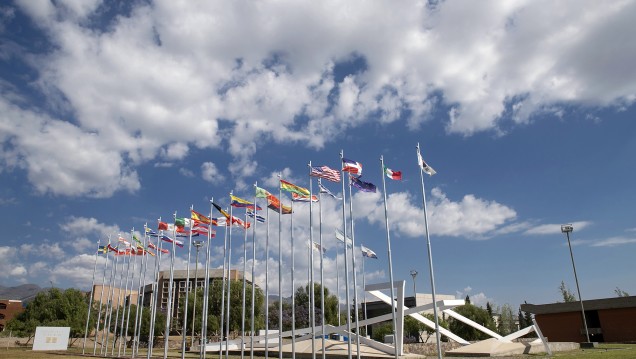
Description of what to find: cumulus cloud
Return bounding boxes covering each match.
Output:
[1,1,634,197]
[201,162,224,184]
[366,188,517,239]
[590,236,636,247]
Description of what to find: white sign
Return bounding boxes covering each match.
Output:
[32,327,70,351]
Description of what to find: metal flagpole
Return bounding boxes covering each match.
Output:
[111,247,127,354]
[103,244,120,356]
[191,239,202,349]
[119,238,135,356]
[225,202,234,359]
[241,209,248,359]
[181,206,195,359]
[250,184,258,359]
[219,210,228,359]
[380,156,399,359]
[277,173,283,359]
[164,212,179,359]
[264,188,270,359]
[133,226,150,357]
[308,163,316,359]
[94,236,111,355]
[336,230,341,328]
[346,175,361,359]
[201,198,214,359]
[290,199,296,359]
[318,179,326,359]
[339,150,353,359]
[82,239,100,354]
[416,143,442,359]
[361,246,368,339]
[122,232,138,355]
[147,221,164,359]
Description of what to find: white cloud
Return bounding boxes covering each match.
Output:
[366,188,517,239]
[179,167,195,178]
[590,236,636,247]
[60,216,121,239]
[201,162,224,184]
[0,246,27,279]
[3,0,636,197]
[523,221,592,235]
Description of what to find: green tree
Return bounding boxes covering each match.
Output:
[496,304,516,336]
[448,304,496,341]
[559,281,576,302]
[465,295,471,305]
[486,302,493,318]
[268,283,339,331]
[517,307,526,329]
[420,313,449,342]
[7,288,95,339]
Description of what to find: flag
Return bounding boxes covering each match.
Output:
[351,176,377,193]
[193,223,216,237]
[118,236,131,247]
[280,179,310,196]
[191,210,211,224]
[230,194,262,210]
[255,186,271,198]
[107,243,120,253]
[161,235,184,248]
[176,231,200,238]
[292,192,319,202]
[97,246,108,254]
[132,234,143,246]
[342,158,362,175]
[310,165,341,182]
[231,216,251,229]
[319,182,342,200]
[384,166,402,180]
[213,202,231,219]
[335,229,353,248]
[145,228,159,237]
[312,241,327,255]
[148,241,169,254]
[417,150,437,176]
[267,194,292,214]
[247,209,266,223]
[158,221,183,232]
[212,217,225,226]
[361,245,378,259]
[175,217,191,228]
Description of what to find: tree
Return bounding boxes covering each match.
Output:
[268,283,339,331]
[465,295,471,305]
[420,313,449,342]
[559,281,576,302]
[7,288,95,339]
[447,304,496,341]
[517,307,526,329]
[496,304,516,336]
[614,287,630,297]
[486,302,493,318]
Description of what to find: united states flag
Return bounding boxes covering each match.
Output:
[310,165,341,182]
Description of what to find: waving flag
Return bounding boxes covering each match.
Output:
[351,176,377,193]
[292,192,319,203]
[335,229,353,248]
[191,210,211,224]
[212,202,231,219]
[312,241,327,255]
[267,194,293,214]
[255,186,271,198]
[280,179,310,196]
[148,241,169,254]
[158,221,185,232]
[175,217,192,228]
[97,246,108,254]
[319,182,342,200]
[417,150,437,176]
[384,166,402,181]
[342,158,362,175]
[118,236,131,246]
[161,235,184,248]
[361,245,378,259]
[231,194,262,210]
[310,165,341,183]
[247,209,266,223]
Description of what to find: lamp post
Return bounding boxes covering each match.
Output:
[409,270,418,298]
[191,240,204,348]
[561,224,591,343]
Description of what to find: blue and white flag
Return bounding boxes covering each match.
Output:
[351,176,377,193]
[361,245,378,259]
[247,209,266,223]
[319,182,341,200]
[335,229,353,248]
[161,235,184,248]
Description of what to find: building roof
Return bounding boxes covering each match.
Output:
[521,296,636,315]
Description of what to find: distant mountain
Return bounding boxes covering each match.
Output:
[0,284,45,302]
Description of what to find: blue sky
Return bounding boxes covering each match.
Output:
[1,0,635,312]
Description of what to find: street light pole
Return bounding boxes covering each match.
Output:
[409,270,418,298]
[561,224,591,343]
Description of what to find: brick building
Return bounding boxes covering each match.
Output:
[0,299,24,332]
[521,296,636,342]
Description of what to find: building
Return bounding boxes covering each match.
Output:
[0,299,24,332]
[364,292,456,339]
[521,296,636,342]
[92,285,140,308]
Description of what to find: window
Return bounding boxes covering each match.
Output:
[0,303,6,310]
[0,313,5,319]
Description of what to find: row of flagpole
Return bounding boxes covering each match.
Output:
[80,144,442,359]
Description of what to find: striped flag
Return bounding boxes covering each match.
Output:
[342,158,362,175]
[417,150,437,176]
[292,192,319,202]
[335,229,353,248]
[384,166,402,181]
[191,210,211,224]
[280,179,310,196]
[161,235,184,248]
[310,165,341,182]
[247,209,266,223]
[361,245,378,259]
[319,182,341,200]
[231,194,263,210]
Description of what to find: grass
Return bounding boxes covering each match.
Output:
[2,344,636,358]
